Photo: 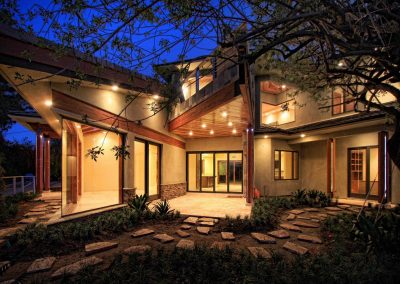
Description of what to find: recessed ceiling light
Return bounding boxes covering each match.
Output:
[201,123,206,128]
[222,111,228,118]
[300,133,306,138]
[112,84,119,91]
[210,130,214,135]
[338,62,344,67]
[264,135,268,138]
[281,84,286,89]
[102,131,107,134]
[44,100,52,107]
[153,94,159,100]
[228,121,233,127]
[232,129,237,134]
[75,124,81,129]
[189,131,193,136]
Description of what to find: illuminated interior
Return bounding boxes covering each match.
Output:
[262,100,295,126]
[182,75,213,100]
[349,147,378,196]
[62,119,120,216]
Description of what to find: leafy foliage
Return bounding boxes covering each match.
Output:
[111,145,130,160]
[0,192,36,224]
[86,146,104,162]
[127,194,150,215]
[292,189,331,207]
[153,199,174,218]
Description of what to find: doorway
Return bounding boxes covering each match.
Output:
[134,139,161,200]
[187,151,243,193]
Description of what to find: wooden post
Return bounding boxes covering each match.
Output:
[246,125,254,204]
[44,138,51,191]
[35,133,44,193]
[327,139,331,195]
[378,131,390,203]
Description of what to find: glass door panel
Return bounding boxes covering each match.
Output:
[148,144,159,197]
[188,153,201,191]
[349,149,367,195]
[134,140,145,196]
[215,153,228,192]
[201,153,214,192]
[229,152,242,193]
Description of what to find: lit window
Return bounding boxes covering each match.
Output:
[274,150,299,180]
[332,90,354,115]
[262,100,295,126]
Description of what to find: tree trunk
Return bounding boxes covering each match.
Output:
[388,116,400,170]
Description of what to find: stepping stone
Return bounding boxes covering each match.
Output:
[250,232,276,244]
[24,212,46,217]
[131,228,155,238]
[196,226,211,235]
[38,215,53,221]
[210,241,231,250]
[180,224,191,230]
[267,229,290,239]
[221,232,235,241]
[123,245,151,255]
[297,234,323,244]
[337,205,351,209]
[27,257,56,273]
[176,230,190,238]
[325,207,342,211]
[33,204,48,209]
[247,247,271,259]
[280,223,302,232]
[85,242,118,255]
[198,217,217,223]
[310,219,320,223]
[286,214,296,221]
[347,207,360,213]
[327,211,339,216]
[304,208,320,212]
[51,256,103,279]
[297,216,311,221]
[18,217,38,224]
[316,213,328,219]
[176,239,194,250]
[292,221,319,228]
[153,233,174,243]
[30,208,48,213]
[0,227,22,238]
[283,241,308,255]
[0,261,11,274]
[289,209,304,215]
[198,221,214,227]
[183,217,198,225]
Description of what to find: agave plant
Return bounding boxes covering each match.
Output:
[128,194,150,215]
[154,200,174,217]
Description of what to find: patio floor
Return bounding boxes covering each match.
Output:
[161,193,252,218]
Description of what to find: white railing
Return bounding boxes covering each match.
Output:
[0,176,36,195]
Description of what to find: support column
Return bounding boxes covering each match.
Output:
[378,131,390,203]
[44,138,51,191]
[326,138,336,197]
[35,133,44,193]
[246,125,254,204]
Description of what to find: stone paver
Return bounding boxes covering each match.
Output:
[27,257,56,273]
[176,239,195,250]
[327,211,340,216]
[289,209,304,215]
[286,214,296,221]
[297,234,323,244]
[221,232,235,241]
[24,212,46,217]
[123,245,151,255]
[85,241,118,255]
[280,223,302,232]
[347,207,360,213]
[196,226,211,235]
[153,233,174,243]
[283,241,308,255]
[267,229,290,239]
[198,221,215,227]
[292,221,319,228]
[30,208,48,213]
[131,228,155,238]
[180,224,191,230]
[51,256,103,279]
[316,213,328,219]
[247,247,272,259]
[325,207,342,211]
[297,216,311,220]
[0,227,22,238]
[250,232,276,244]
[176,230,191,238]
[183,216,198,225]
[304,208,320,212]
[0,261,11,274]
[210,241,231,250]
[198,217,218,223]
[18,218,38,224]
[337,205,351,209]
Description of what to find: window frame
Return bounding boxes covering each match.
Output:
[274,150,299,180]
[331,90,355,115]
[261,99,296,127]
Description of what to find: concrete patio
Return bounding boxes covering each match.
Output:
[161,193,252,218]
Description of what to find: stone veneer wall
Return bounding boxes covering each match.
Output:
[122,187,136,203]
[160,183,187,200]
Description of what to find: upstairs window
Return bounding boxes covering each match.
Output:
[332,90,355,115]
[262,100,295,126]
[274,150,299,180]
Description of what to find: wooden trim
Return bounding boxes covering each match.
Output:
[246,125,254,203]
[119,135,123,204]
[378,131,390,202]
[332,138,336,196]
[52,90,185,149]
[44,138,51,191]
[327,139,331,195]
[169,82,237,131]
[35,133,43,193]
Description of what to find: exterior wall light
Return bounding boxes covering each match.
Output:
[44,100,52,106]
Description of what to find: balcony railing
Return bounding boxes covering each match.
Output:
[0,176,36,196]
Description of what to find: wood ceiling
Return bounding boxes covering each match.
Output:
[171,96,249,138]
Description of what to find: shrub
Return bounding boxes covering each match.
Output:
[291,189,331,207]
[153,200,174,218]
[250,198,280,229]
[128,194,149,215]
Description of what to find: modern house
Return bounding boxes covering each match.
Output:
[1,24,399,218]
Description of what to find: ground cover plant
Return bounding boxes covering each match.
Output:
[0,192,36,224]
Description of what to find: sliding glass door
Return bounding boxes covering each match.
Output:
[187,151,243,193]
[134,139,160,200]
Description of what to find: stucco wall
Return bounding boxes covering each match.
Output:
[186,137,243,152]
[300,141,327,191]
